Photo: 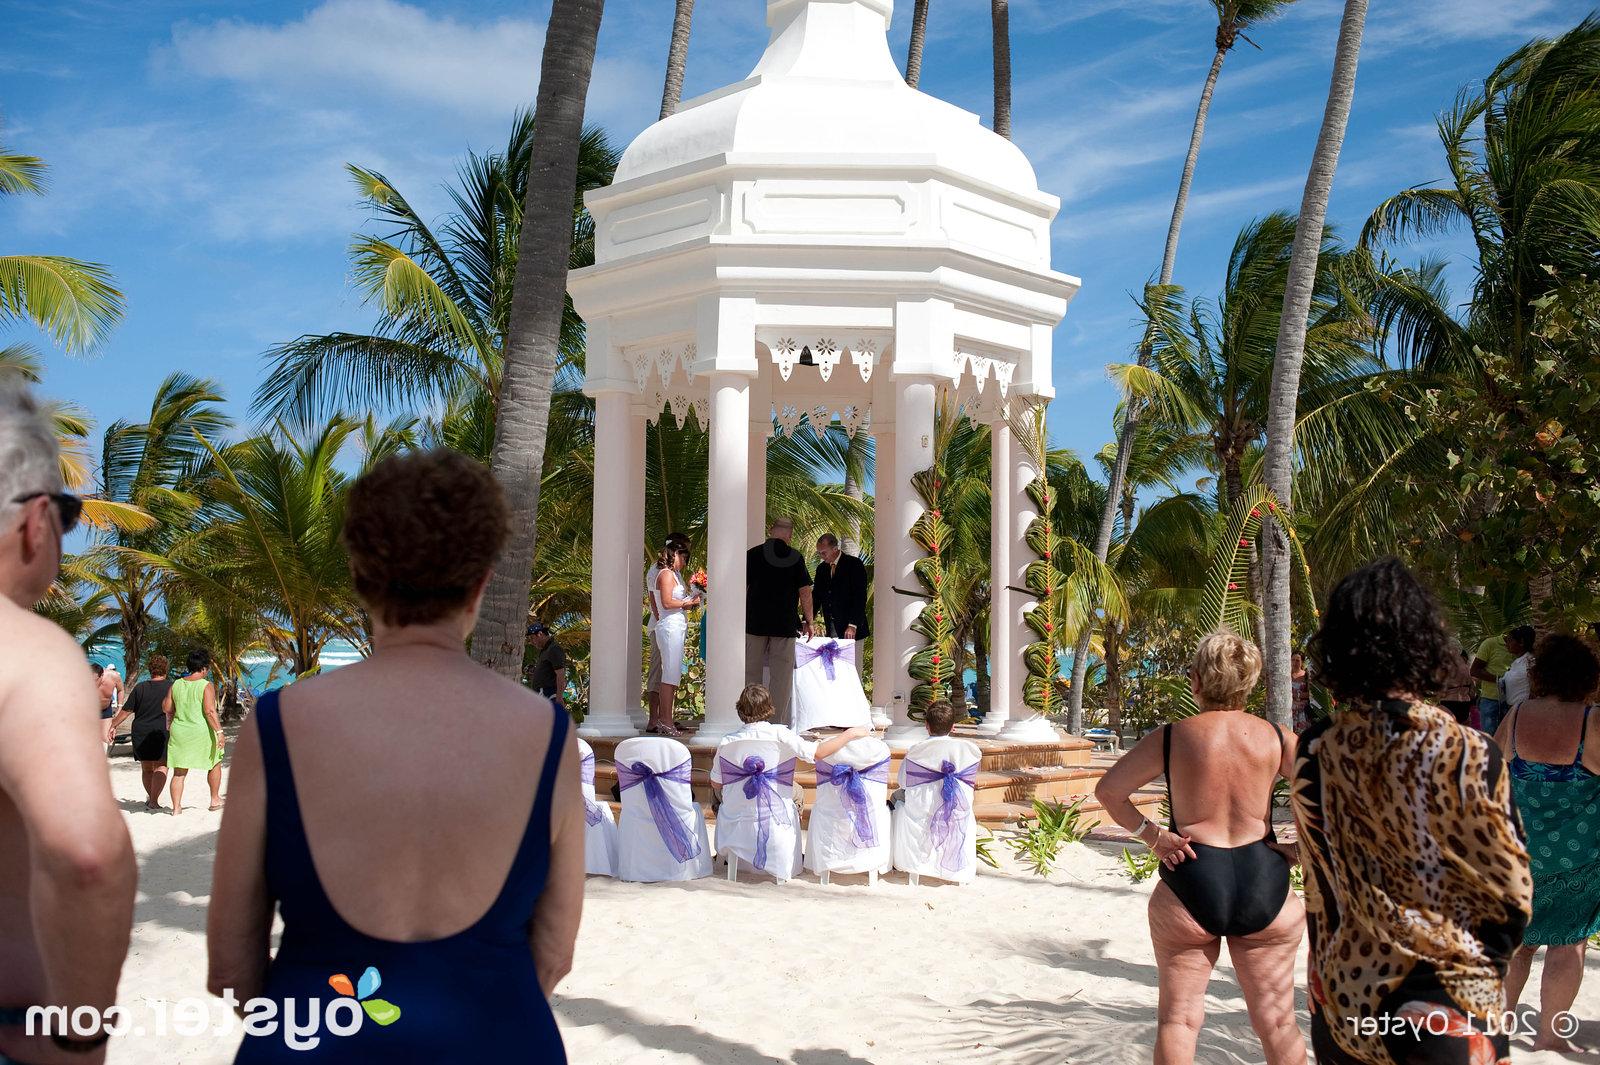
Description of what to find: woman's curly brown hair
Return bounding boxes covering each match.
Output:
[1530,634,1600,702]
[1310,557,1457,705]
[342,449,510,628]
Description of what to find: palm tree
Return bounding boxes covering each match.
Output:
[659,0,695,120]
[1073,0,1298,731]
[1,133,124,354]
[1262,0,1369,726]
[86,374,230,681]
[991,1,1012,139]
[905,0,930,88]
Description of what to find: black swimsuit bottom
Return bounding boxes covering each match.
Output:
[1156,721,1291,938]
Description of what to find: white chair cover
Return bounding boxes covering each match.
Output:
[576,737,618,877]
[807,737,892,876]
[892,736,982,884]
[791,637,872,733]
[713,738,804,882]
[614,736,712,883]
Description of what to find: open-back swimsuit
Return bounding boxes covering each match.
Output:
[1157,720,1291,937]
[234,690,568,1063]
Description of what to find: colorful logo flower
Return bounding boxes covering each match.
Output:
[328,966,401,1026]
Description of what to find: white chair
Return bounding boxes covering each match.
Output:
[614,736,712,883]
[712,738,803,882]
[807,737,892,885]
[791,637,872,733]
[892,736,982,885]
[577,738,619,877]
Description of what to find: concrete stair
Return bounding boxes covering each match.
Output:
[585,724,1164,830]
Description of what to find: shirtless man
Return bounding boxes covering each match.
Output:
[0,384,135,1064]
[94,665,123,722]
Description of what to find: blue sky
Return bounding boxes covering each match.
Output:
[3,0,1592,485]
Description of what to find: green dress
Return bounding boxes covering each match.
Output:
[167,677,221,770]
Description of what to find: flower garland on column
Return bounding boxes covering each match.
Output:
[1021,469,1064,718]
[907,463,954,720]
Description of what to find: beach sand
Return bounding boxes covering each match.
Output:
[105,734,1600,1064]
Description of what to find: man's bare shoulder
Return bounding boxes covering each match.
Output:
[0,600,95,699]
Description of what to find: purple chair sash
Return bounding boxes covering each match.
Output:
[902,758,978,872]
[579,751,603,827]
[717,755,797,870]
[814,756,890,845]
[795,639,855,681]
[616,758,700,863]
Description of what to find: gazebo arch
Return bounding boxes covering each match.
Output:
[569,0,1080,747]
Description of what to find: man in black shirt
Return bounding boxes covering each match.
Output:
[745,517,813,725]
[106,654,175,810]
[526,622,569,712]
[812,532,870,640]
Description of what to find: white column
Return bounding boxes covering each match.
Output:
[624,410,648,731]
[747,426,769,545]
[978,422,1012,735]
[998,434,1059,741]
[580,391,637,737]
[869,427,895,729]
[698,372,752,746]
[884,376,937,748]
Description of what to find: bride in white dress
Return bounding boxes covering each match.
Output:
[650,542,702,737]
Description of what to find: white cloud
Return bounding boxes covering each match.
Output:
[163,0,548,117]
[1366,0,1579,50]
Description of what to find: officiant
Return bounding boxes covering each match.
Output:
[813,533,869,641]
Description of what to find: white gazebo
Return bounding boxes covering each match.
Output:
[569,0,1079,748]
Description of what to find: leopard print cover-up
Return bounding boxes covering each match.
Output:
[1292,699,1532,1064]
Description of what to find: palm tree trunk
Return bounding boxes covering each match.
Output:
[905,0,930,88]
[1069,42,1232,731]
[950,633,968,715]
[658,0,694,120]
[1262,0,1368,727]
[991,1,1011,139]
[975,624,990,716]
[1529,564,1556,638]
[1104,618,1123,733]
[471,0,607,679]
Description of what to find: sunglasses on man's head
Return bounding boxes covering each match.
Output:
[10,492,82,534]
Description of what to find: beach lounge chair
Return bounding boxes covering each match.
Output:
[614,736,712,883]
[712,738,804,883]
[807,736,892,885]
[891,736,982,885]
[576,737,619,877]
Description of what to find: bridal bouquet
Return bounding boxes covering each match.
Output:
[690,569,709,597]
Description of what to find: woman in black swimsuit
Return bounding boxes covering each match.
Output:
[1097,629,1305,1064]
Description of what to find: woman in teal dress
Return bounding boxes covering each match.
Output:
[1494,633,1600,1054]
[163,648,225,814]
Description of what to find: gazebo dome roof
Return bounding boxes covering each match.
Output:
[612,0,1045,206]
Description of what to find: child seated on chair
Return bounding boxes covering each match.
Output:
[710,684,869,806]
[889,699,957,807]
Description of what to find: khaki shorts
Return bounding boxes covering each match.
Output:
[646,627,663,693]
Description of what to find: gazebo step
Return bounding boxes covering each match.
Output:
[591,761,1107,805]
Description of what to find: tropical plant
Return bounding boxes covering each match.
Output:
[907,415,956,719]
[1077,0,1299,731]
[1,132,124,355]
[1262,0,1369,726]
[905,0,930,88]
[1006,797,1090,876]
[659,0,695,119]
[1120,846,1160,883]
[475,0,612,679]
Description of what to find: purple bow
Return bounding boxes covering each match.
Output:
[903,758,977,871]
[795,639,854,681]
[617,759,700,863]
[580,751,603,827]
[815,757,890,845]
[718,755,796,871]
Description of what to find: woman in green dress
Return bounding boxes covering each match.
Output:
[163,648,225,814]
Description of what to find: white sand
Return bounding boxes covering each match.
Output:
[103,737,1600,1064]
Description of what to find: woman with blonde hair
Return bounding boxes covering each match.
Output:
[649,540,702,737]
[1097,628,1304,1065]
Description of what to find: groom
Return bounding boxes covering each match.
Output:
[745,517,813,726]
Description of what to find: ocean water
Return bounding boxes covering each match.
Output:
[90,638,364,694]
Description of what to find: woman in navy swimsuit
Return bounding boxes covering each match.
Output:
[208,449,583,1063]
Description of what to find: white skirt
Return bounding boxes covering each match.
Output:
[655,614,687,685]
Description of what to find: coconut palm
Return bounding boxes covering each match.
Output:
[1262,0,1369,726]
[905,0,931,88]
[82,374,230,681]
[0,134,124,354]
[659,0,695,119]
[991,1,1012,139]
[472,0,610,678]
[1076,0,1299,729]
